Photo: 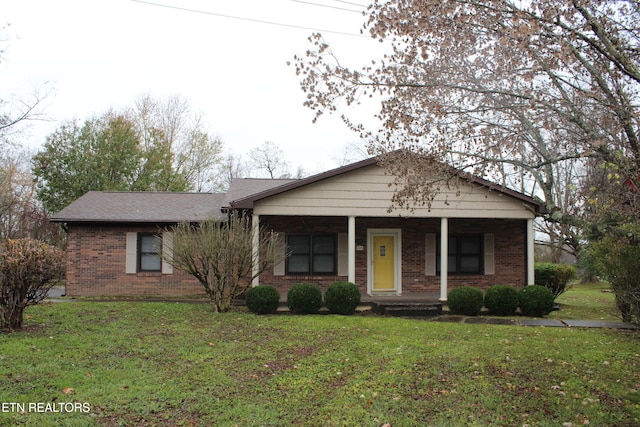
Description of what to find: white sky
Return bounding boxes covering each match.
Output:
[2,0,383,174]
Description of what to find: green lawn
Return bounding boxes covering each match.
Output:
[548,281,621,322]
[0,286,639,426]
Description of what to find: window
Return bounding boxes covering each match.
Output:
[437,235,483,274]
[286,234,336,275]
[138,233,162,272]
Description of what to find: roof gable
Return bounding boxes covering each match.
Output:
[230,156,379,209]
[231,156,542,217]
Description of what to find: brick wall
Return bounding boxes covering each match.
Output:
[257,216,349,295]
[65,224,203,297]
[65,216,528,298]
[258,216,527,296]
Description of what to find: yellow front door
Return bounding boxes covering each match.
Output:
[373,235,395,291]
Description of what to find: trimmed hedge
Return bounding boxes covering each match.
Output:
[447,286,484,316]
[245,285,281,314]
[534,262,577,298]
[324,281,361,315]
[287,283,323,314]
[484,284,519,316]
[519,285,555,317]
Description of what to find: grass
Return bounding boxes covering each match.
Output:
[548,281,621,322]
[0,285,638,426]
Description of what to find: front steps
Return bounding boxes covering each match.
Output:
[370,301,443,317]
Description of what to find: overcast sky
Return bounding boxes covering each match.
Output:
[2,0,383,174]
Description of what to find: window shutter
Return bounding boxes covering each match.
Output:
[484,233,495,275]
[425,233,436,276]
[125,232,137,274]
[162,232,173,274]
[273,232,285,276]
[337,233,348,276]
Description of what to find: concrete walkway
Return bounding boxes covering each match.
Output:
[431,314,638,330]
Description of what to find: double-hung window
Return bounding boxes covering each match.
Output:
[286,234,336,275]
[138,233,162,272]
[437,235,483,274]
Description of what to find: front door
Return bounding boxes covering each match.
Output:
[372,235,395,292]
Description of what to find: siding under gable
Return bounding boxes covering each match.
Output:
[253,164,535,219]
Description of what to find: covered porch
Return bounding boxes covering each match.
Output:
[235,156,541,299]
[251,215,536,300]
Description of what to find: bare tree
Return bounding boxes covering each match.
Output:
[131,94,223,192]
[166,214,285,313]
[0,150,62,244]
[332,140,370,167]
[213,152,249,192]
[0,28,49,147]
[293,0,639,235]
[0,27,57,244]
[249,141,293,179]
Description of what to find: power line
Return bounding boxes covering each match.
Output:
[131,0,368,38]
[290,0,363,14]
[333,0,370,7]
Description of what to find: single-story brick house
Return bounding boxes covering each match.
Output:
[51,155,542,299]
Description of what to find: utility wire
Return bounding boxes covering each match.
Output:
[131,0,368,37]
[290,0,363,13]
[333,0,370,7]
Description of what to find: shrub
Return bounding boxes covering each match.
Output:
[1,239,65,331]
[287,283,323,314]
[534,262,577,299]
[245,286,281,314]
[324,281,361,315]
[484,284,519,316]
[592,237,640,324]
[447,286,484,316]
[518,285,555,317]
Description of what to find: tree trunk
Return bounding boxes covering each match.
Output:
[1,293,26,331]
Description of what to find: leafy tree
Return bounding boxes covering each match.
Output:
[167,214,285,313]
[0,238,65,331]
[293,0,639,318]
[32,112,190,213]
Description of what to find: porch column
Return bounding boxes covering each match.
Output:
[251,214,260,287]
[348,216,356,284]
[527,218,535,285]
[440,217,448,301]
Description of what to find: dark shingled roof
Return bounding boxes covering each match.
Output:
[50,191,229,223]
[50,179,299,224]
